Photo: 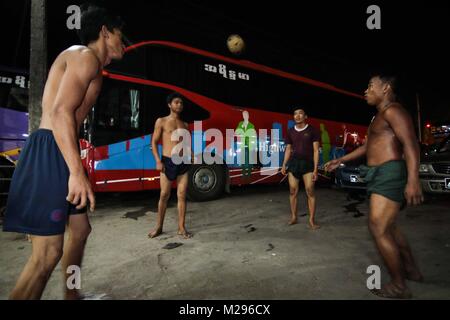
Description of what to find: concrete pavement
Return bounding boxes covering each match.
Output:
[1,185,449,299]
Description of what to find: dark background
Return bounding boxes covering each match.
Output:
[1,0,449,125]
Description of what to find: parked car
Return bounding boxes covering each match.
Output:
[419,135,450,194]
[334,158,367,190]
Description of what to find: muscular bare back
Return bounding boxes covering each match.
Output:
[366,103,406,166]
[39,46,103,132]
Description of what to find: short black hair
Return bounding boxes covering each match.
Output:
[371,73,398,93]
[166,92,183,105]
[77,5,124,46]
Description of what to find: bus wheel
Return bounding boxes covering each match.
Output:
[187,164,225,201]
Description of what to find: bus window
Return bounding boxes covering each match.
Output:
[0,86,28,113]
[144,86,210,133]
[7,87,28,113]
[119,89,140,130]
[130,89,140,129]
[93,80,143,146]
[96,87,119,130]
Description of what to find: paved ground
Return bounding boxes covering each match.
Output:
[1,184,449,300]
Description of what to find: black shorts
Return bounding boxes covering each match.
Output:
[161,155,190,181]
[286,157,314,179]
[3,129,86,236]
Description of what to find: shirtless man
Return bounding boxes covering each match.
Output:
[148,93,192,239]
[3,6,125,299]
[325,74,424,299]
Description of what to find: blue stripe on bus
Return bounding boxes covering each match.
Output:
[95,135,151,170]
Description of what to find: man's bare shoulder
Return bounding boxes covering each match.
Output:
[382,102,409,120]
[155,117,167,126]
[58,46,101,74]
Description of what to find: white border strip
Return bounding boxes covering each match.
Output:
[96,176,160,185]
[230,167,281,179]
[250,171,281,184]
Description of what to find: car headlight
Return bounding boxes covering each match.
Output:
[419,164,430,173]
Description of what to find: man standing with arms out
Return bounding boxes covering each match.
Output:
[148,93,192,239]
[325,74,424,299]
[282,109,320,229]
[3,6,125,299]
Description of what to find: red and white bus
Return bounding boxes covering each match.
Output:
[79,41,372,201]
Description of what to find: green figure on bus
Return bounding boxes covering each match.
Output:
[236,110,256,177]
[320,123,331,165]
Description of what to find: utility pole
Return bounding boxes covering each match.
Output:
[29,0,47,134]
[416,93,422,142]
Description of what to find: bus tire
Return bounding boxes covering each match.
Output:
[187,164,225,202]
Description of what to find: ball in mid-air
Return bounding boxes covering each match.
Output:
[227,34,245,55]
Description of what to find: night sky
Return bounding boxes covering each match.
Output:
[2,0,449,125]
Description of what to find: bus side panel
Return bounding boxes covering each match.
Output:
[92,135,146,192]
[95,170,143,192]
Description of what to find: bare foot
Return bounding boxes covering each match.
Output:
[371,282,412,299]
[148,228,162,238]
[308,222,321,230]
[406,268,424,282]
[65,290,84,300]
[177,230,193,239]
[288,218,298,225]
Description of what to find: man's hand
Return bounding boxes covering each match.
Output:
[324,159,342,172]
[312,170,318,182]
[156,160,164,172]
[281,164,287,175]
[404,180,424,206]
[66,173,95,212]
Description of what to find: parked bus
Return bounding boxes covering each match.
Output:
[0,66,29,198]
[79,41,373,201]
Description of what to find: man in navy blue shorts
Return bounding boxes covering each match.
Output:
[3,6,125,299]
[148,93,193,239]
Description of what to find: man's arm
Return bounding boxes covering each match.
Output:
[324,144,367,172]
[383,104,423,205]
[281,144,291,175]
[152,118,163,171]
[50,50,99,211]
[184,122,195,164]
[340,144,367,163]
[342,130,348,148]
[312,141,319,181]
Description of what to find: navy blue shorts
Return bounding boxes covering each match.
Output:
[3,129,86,236]
[161,156,190,181]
